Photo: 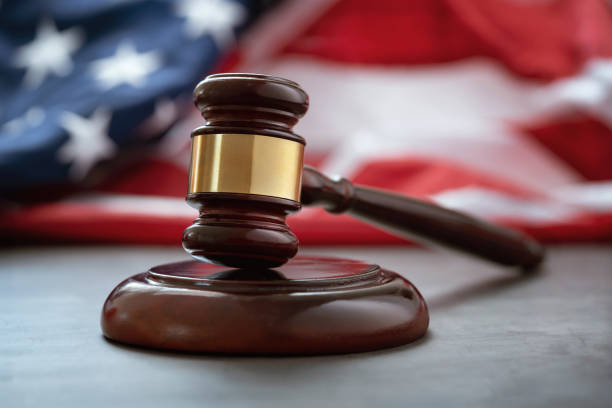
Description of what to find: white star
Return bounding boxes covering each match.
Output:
[2,107,45,136]
[175,0,245,45]
[57,109,116,180]
[90,42,162,90]
[14,19,84,88]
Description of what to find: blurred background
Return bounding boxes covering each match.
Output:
[1,0,611,246]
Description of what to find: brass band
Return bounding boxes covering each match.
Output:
[188,133,304,201]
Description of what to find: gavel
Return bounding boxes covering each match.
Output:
[182,73,544,270]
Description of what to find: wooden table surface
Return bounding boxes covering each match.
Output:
[2,244,611,407]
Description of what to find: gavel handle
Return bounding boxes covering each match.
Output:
[300,166,544,269]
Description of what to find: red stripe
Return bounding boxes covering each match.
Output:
[280,0,612,80]
[350,157,540,199]
[0,203,188,245]
[519,112,612,181]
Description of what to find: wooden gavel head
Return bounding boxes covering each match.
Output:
[183,73,545,270]
[182,73,309,268]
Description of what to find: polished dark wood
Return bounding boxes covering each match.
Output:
[192,73,308,143]
[101,256,429,354]
[301,166,544,269]
[183,193,300,268]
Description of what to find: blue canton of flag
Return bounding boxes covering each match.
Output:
[0,0,273,198]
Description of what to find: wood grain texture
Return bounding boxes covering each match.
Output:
[1,245,611,407]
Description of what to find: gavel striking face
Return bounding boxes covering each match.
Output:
[182,74,544,270]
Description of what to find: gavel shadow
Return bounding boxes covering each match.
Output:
[425,267,542,311]
[102,332,434,385]
[103,328,432,358]
[103,336,428,396]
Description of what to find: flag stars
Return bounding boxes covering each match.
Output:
[175,0,245,45]
[14,19,84,88]
[57,109,116,180]
[90,42,162,90]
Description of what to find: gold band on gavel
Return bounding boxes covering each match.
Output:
[188,134,304,201]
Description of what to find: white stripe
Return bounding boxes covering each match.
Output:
[431,188,579,224]
[551,181,612,212]
[67,194,197,218]
[540,59,612,127]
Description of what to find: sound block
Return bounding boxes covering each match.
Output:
[101,256,429,355]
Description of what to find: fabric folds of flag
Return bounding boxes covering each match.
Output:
[1,0,612,246]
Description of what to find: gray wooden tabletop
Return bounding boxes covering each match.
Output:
[2,244,611,408]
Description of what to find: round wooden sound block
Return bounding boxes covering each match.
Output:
[101,256,429,355]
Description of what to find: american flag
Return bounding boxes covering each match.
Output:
[1,0,612,246]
